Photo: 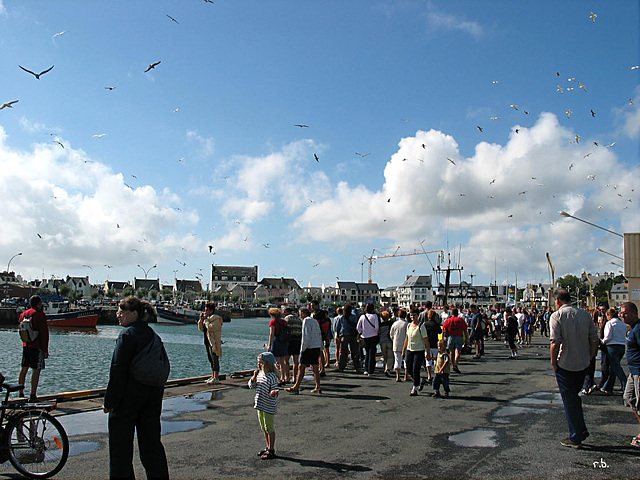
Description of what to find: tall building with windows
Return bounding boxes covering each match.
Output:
[397,275,433,306]
[210,265,258,292]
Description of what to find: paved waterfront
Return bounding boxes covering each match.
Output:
[3,336,639,480]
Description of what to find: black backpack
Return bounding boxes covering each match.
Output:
[277,319,291,343]
[129,332,171,387]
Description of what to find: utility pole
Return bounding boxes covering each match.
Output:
[435,251,463,307]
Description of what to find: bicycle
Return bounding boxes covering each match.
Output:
[0,380,69,478]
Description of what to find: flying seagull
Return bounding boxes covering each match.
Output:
[19,65,54,79]
[92,133,107,137]
[565,108,572,119]
[477,126,483,132]
[52,30,68,38]
[0,100,19,110]
[356,152,371,157]
[166,14,179,23]
[314,153,319,162]
[489,179,496,184]
[53,140,64,149]
[294,124,308,128]
[144,61,161,73]
[510,104,518,110]
[447,157,456,165]
[208,245,214,252]
[105,86,116,90]
[589,11,597,23]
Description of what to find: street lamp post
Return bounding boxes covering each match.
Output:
[7,252,22,273]
[559,211,623,238]
[596,248,624,261]
[137,264,157,279]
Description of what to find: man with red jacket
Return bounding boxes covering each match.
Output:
[18,295,49,401]
[442,308,467,374]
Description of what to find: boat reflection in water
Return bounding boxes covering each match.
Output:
[47,325,99,335]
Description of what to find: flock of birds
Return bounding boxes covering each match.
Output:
[2,8,637,281]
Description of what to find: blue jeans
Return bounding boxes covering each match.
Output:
[433,373,450,393]
[555,366,588,442]
[603,344,626,392]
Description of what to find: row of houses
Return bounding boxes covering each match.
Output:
[1,265,631,308]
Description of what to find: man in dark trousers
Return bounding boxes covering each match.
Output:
[550,289,599,448]
[18,295,49,401]
[621,302,640,448]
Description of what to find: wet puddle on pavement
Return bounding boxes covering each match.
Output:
[58,391,217,455]
[449,429,498,447]
[492,391,560,423]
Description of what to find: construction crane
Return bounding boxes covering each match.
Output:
[361,249,443,283]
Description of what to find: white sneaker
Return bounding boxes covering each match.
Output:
[204,376,214,384]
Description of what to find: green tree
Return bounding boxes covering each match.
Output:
[122,286,135,298]
[593,275,627,305]
[557,274,589,303]
[161,288,173,301]
[149,289,158,300]
[37,288,52,296]
[136,287,149,299]
[59,284,72,298]
[91,292,99,300]
[106,289,117,299]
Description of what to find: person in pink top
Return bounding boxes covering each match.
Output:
[442,308,467,374]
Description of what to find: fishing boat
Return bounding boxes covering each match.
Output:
[44,301,100,328]
[156,306,200,324]
[157,305,232,324]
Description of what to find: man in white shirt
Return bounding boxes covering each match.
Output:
[550,289,599,448]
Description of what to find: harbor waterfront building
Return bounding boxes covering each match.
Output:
[1,260,632,311]
[336,281,380,305]
[397,275,433,306]
[610,283,629,306]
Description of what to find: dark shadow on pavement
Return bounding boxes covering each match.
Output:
[275,455,372,473]
[578,443,640,457]
[430,395,506,403]
[318,393,390,401]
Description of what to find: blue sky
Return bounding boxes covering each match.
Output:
[1,1,638,291]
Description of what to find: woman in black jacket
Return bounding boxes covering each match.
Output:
[103,296,169,480]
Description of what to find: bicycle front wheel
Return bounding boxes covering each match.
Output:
[6,410,69,478]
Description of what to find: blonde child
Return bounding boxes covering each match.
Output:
[432,339,451,398]
[248,352,280,459]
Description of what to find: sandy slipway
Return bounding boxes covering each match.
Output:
[9,336,639,480]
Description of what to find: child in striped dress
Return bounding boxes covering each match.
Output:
[248,351,280,459]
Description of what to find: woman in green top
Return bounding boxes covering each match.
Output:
[402,308,432,396]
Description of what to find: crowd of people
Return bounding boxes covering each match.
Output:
[248,296,640,455]
[3,293,639,473]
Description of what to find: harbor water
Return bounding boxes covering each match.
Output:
[0,317,272,395]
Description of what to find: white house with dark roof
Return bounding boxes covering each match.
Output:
[397,275,433,306]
